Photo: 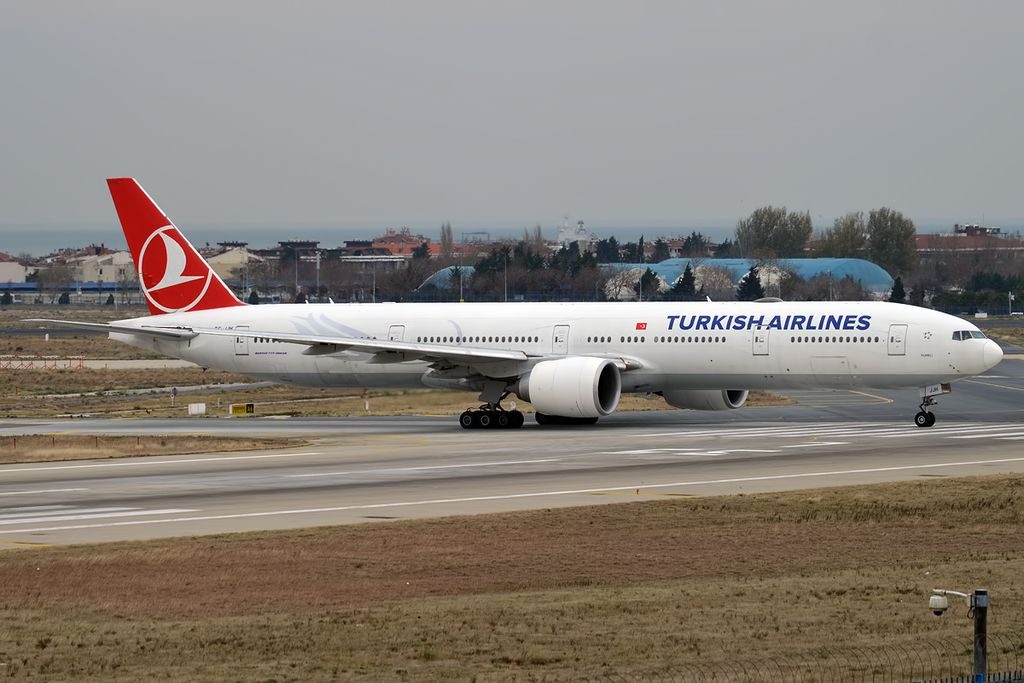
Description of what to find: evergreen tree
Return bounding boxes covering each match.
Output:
[888,276,906,304]
[669,263,697,299]
[652,238,670,262]
[247,290,260,305]
[639,267,660,300]
[1,291,12,305]
[736,266,765,301]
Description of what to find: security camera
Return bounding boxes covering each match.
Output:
[929,593,949,616]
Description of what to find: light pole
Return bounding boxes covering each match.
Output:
[1009,291,1015,315]
[929,588,989,681]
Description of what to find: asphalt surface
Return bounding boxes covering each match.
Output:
[1,358,1022,547]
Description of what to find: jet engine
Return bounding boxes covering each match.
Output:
[516,357,621,418]
[662,389,748,411]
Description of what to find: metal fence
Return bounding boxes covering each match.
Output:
[584,634,1024,683]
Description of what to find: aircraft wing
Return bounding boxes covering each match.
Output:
[188,326,531,366]
[23,319,199,340]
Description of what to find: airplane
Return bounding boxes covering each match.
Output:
[30,178,1004,430]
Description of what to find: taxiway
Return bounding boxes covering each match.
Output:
[1,360,1022,546]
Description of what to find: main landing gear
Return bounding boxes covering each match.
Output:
[459,405,524,429]
[914,396,937,428]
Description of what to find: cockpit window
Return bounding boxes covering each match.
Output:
[971,330,987,339]
[954,330,987,341]
[952,331,962,341]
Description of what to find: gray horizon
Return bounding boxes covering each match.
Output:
[2,1,1021,250]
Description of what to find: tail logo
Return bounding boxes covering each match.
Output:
[137,225,213,313]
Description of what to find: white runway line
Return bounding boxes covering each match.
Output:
[0,452,322,474]
[0,507,197,527]
[0,488,88,496]
[951,431,1024,439]
[0,507,135,521]
[287,458,560,478]
[11,454,1024,536]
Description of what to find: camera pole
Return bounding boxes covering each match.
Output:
[972,589,988,683]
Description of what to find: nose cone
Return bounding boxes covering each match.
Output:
[984,340,1004,370]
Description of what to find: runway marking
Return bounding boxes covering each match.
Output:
[0,452,322,474]
[782,442,850,448]
[847,389,895,404]
[0,488,88,497]
[286,458,560,478]
[0,541,52,548]
[12,455,1024,536]
[951,431,1024,439]
[0,507,197,527]
[964,379,1024,392]
[0,507,134,524]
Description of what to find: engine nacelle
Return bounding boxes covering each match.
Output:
[516,357,621,418]
[662,389,748,411]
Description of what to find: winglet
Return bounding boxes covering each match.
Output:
[107,178,244,315]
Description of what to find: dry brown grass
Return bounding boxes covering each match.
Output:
[988,326,1024,346]
[0,368,251,396]
[0,434,304,464]
[0,366,791,418]
[1,475,1023,680]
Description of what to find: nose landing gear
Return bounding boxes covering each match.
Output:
[914,396,937,428]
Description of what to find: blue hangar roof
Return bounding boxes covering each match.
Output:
[602,258,894,293]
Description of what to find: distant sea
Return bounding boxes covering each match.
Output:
[0,222,736,257]
[1,221,1020,258]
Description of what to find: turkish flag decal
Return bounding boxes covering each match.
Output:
[635,322,648,330]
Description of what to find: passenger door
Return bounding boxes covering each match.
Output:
[887,324,907,356]
[552,324,570,354]
[233,325,250,356]
[388,325,405,342]
[752,327,769,356]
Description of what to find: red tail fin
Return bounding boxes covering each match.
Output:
[107,178,244,315]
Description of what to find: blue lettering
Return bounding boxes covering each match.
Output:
[824,315,843,330]
[732,315,747,330]
[749,315,764,329]
[710,315,726,330]
[806,315,818,331]
[856,314,871,331]
[679,316,695,331]
[666,315,679,331]
[696,315,711,330]
[842,315,857,330]
[767,315,783,330]
[791,315,806,330]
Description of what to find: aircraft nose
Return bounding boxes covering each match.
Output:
[984,340,1004,369]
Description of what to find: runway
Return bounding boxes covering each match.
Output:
[1,359,1022,546]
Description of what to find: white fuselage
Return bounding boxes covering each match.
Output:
[110,300,1001,394]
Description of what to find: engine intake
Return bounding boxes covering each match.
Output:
[662,389,748,411]
[517,357,621,418]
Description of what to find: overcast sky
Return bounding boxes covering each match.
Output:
[1,1,1022,251]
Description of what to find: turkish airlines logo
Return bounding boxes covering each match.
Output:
[137,225,213,313]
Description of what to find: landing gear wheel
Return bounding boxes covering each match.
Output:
[459,411,475,430]
[915,395,938,428]
[496,412,510,428]
[477,411,492,428]
[509,410,524,428]
[535,412,550,425]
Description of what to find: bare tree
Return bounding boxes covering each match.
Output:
[816,211,868,258]
[735,206,813,258]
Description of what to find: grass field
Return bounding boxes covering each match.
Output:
[1,474,1023,680]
